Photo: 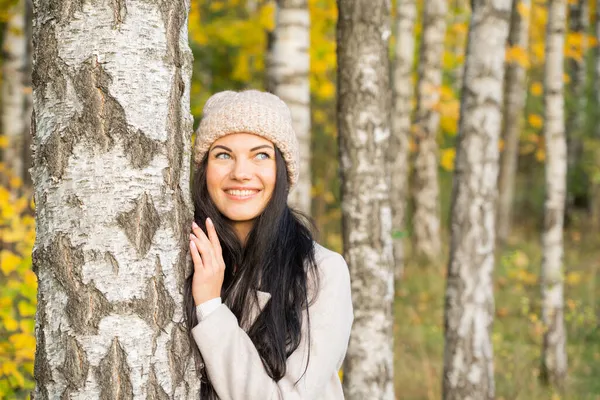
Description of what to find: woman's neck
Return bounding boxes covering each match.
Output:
[233,220,254,246]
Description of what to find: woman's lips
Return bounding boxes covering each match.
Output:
[224,189,261,200]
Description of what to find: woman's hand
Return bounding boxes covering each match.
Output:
[190,218,225,306]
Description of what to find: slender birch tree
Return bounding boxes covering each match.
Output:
[31,0,200,397]
[337,0,394,398]
[412,0,447,262]
[389,0,416,280]
[565,0,588,218]
[268,0,312,214]
[2,0,33,189]
[540,0,568,389]
[442,0,511,398]
[497,0,531,243]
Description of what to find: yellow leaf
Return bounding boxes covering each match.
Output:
[441,116,457,136]
[530,82,543,96]
[20,318,35,334]
[505,45,530,68]
[0,250,21,275]
[440,148,456,171]
[528,114,543,129]
[317,81,335,100]
[0,136,8,149]
[563,73,571,84]
[4,317,18,332]
[24,270,37,287]
[9,332,36,350]
[18,301,36,317]
[259,2,275,31]
[535,148,545,162]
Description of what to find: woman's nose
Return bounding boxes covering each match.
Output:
[230,159,252,181]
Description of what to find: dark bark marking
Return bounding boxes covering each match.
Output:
[163,69,184,190]
[59,335,90,389]
[32,22,68,100]
[116,192,161,258]
[71,57,124,152]
[167,323,191,391]
[105,251,120,274]
[39,126,78,179]
[111,0,127,27]
[97,337,134,400]
[33,293,51,399]
[146,366,170,400]
[158,0,185,67]
[65,285,112,334]
[32,234,112,335]
[132,257,175,331]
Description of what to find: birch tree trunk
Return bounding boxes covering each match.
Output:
[389,0,416,280]
[412,0,447,262]
[442,0,511,398]
[337,0,394,398]
[540,0,568,388]
[2,0,32,189]
[565,0,588,218]
[496,0,531,243]
[269,0,311,214]
[31,0,199,398]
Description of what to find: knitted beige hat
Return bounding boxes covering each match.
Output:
[194,90,299,188]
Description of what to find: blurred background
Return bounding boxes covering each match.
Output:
[0,0,599,398]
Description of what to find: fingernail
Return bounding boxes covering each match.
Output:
[206,218,212,226]
[190,233,196,240]
[192,221,199,228]
[190,241,196,248]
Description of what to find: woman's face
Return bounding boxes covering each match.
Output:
[206,133,277,230]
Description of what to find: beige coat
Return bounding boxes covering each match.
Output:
[191,243,354,399]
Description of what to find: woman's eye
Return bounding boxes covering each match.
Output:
[255,152,271,160]
[215,152,231,160]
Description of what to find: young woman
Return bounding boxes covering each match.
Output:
[184,90,353,399]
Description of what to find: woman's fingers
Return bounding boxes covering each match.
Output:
[205,218,223,260]
[192,220,220,264]
[189,240,204,270]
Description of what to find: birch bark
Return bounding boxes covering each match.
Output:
[2,0,32,189]
[31,0,199,397]
[540,0,568,389]
[269,0,311,214]
[412,0,447,262]
[389,0,416,280]
[337,0,394,398]
[442,0,511,398]
[497,0,531,243]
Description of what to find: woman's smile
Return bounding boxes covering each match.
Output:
[224,187,262,200]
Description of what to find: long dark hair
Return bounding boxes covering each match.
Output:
[184,147,318,399]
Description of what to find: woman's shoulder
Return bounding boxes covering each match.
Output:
[311,242,350,282]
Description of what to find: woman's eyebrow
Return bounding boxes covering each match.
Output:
[250,145,274,152]
[211,145,232,152]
